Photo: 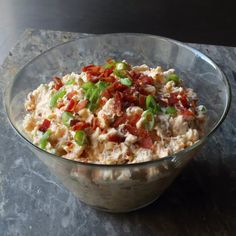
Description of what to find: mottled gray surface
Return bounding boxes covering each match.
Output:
[0,29,235,236]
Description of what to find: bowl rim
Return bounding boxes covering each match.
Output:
[4,32,232,169]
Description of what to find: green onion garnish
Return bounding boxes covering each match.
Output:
[198,105,207,113]
[165,106,177,115]
[96,81,109,91]
[146,95,160,114]
[115,62,127,71]
[39,129,51,149]
[120,78,132,86]
[166,73,180,83]
[113,69,127,78]
[50,89,66,107]
[82,81,109,111]
[65,79,75,85]
[142,110,155,130]
[82,82,95,91]
[74,130,87,146]
[62,112,73,126]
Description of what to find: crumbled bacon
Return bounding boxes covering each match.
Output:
[108,133,125,143]
[72,121,90,131]
[168,92,189,108]
[66,141,73,147]
[53,76,63,90]
[138,136,153,149]
[128,113,141,126]
[181,109,194,117]
[180,94,189,108]
[92,117,100,130]
[124,124,139,136]
[102,68,113,77]
[129,71,141,80]
[38,119,51,132]
[82,65,102,76]
[101,76,116,83]
[168,92,179,105]
[113,114,127,128]
[114,91,123,116]
[112,81,128,92]
[139,75,154,85]
[101,89,112,99]
[70,119,79,126]
[67,90,78,100]
[65,99,76,112]
[74,99,88,112]
[138,94,146,108]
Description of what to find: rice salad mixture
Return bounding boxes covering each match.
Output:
[23,59,207,164]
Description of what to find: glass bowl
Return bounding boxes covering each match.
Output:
[4,34,231,212]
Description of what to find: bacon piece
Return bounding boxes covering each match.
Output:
[101,89,112,99]
[53,76,63,90]
[113,114,127,128]
[180,94,189,108]
[129,71,141,80]
[101,76,116,83]
[102,68,113,77]
[67,90,78,100]
[114,91,123,116]
[139,94,146,108]
[128,113,141,126]
[99,98,107,106]
[72,121,90,131]
[38,119,51,132]
[92,117,100,130]
[168,92,179,105]
[82,65,102,76]
[138,136,153,149]
[74,99,88,112]
[139,75,154,85]
[124,124,139,136]
[181,109,194,117]
[70,119,79,126]
[66,141,73,147]
[113,81,128,92]
[65,99,76,112]
[108,133,125,143]
[82,64,95,72]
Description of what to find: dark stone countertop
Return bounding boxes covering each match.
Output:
[0,29,235,236]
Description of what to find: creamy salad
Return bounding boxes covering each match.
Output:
[23,59,207,164]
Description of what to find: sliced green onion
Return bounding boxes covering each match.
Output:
[146,95,160,113]
[113,69,127,78]
[82,82,95,91]
[65,79,75,85]
[165,106,177,115]
[120,78,132,86]
[39,129,52,149]
[96,81,109,91]
[115,62,127,71]
[142,110,155,130]
[166,73,180,83]
[89,88,100,104]
[62,112,73,126]
[198,105,207,113]
[50,89,66,107]
[82,81,109,111]
[74,130,87,146]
